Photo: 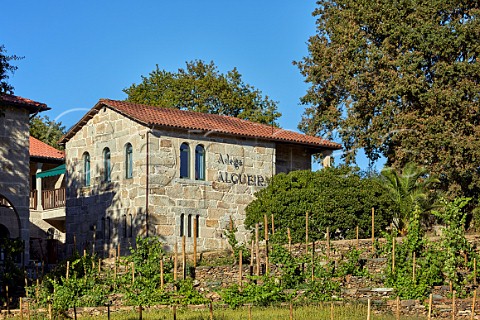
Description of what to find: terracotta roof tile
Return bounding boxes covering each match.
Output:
[61,99,341,150]
[0,94,49,113]
[30,136,64,160]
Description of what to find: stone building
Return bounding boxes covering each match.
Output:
[60,99,341,256]
[29,136,66,263]
[0,94,49,264]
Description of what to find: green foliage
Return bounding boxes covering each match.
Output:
[174,279,209,305]
[220,276,286,308]
[335,248,367,278]
[295,0,480,206]
[432,198,477,291]
[124,60,281,125]
[0,238,24,306]
[29,115,66,150]
[379,163,439,232]
[246,167,396,243]
[0,44,23,94]
[269,244,304,288]
[224,223,250,264]
[35,252,109,312]
[124,237,173,306]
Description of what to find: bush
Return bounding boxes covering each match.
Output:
[245,166,396,243]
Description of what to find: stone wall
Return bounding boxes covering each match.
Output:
[0,106,31,262]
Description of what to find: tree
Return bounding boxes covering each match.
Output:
[0,45,23,94]
[245,167,396,243]
[30,115,66,149]
[380,162,439,232]
[124,60,281,125]
[295,1,480,201]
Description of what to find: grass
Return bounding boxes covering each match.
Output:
[10,303,427,319]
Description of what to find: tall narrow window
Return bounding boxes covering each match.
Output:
[187,214,192,237]
[195,145,205,180]
[180,214,185,236]
[195,215,200,238]
[125,143,133,179]
[83,152,90,186]
[103,147,111,182]
[180,143,190,178]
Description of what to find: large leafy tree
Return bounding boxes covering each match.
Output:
[0,45,23,94]
[245,167,396,242]
[295,1,480,200]
[124,60,281,125]
[30,115,66,150]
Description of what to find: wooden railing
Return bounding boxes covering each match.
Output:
[30,190,37,209]
[42,188,66,210]
[30,188,65,210]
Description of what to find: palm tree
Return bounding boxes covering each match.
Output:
[380,162,439,233]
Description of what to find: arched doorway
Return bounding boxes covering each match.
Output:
[0,195,21,239]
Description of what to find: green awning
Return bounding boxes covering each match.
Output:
[36,164,66,179]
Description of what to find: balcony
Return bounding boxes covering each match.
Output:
[30,188,66,210]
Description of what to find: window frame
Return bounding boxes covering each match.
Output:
[195,144,205,181]
[125,143,133,179]
[103,147,111,182]
[180,143,190,179]
[83,152,91,187]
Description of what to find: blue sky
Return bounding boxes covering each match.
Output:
[2,1,382,170]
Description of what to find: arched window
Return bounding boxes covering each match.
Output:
[103,147,111,182]
[83,152,91,186]
[125,143,133,179]
[195,145,205,180]
[180,143,190,179]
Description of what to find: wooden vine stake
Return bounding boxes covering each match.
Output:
[193,218,197,267]
[474,257,477,286]
[160,259,164,290]
[48,299,53,320]
[19,297,23,320]
[330,302,334,320]
[289,302,293,320]
[428,293,433,320]
[255,223,260,276]
[452,291,456,320]
[238,250,243,287]
[250,239,254,275]
[249,305,252,320]
[66,261,70,280]
[306,211,309,253]
[392,234,396,273]
[311,240,315,281]
[396,296,400,320]
[209,300,214,320]
[471,289,476,320]
[182,235,186,280]
[26,299,30,320]
[131,262,135,284]
[371,207,375,252]
[264,214,269,274]
[367,298,371,320]
[174,242,178,282]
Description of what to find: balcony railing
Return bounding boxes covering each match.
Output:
[30,188,65,210]
[29,190,37,209]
